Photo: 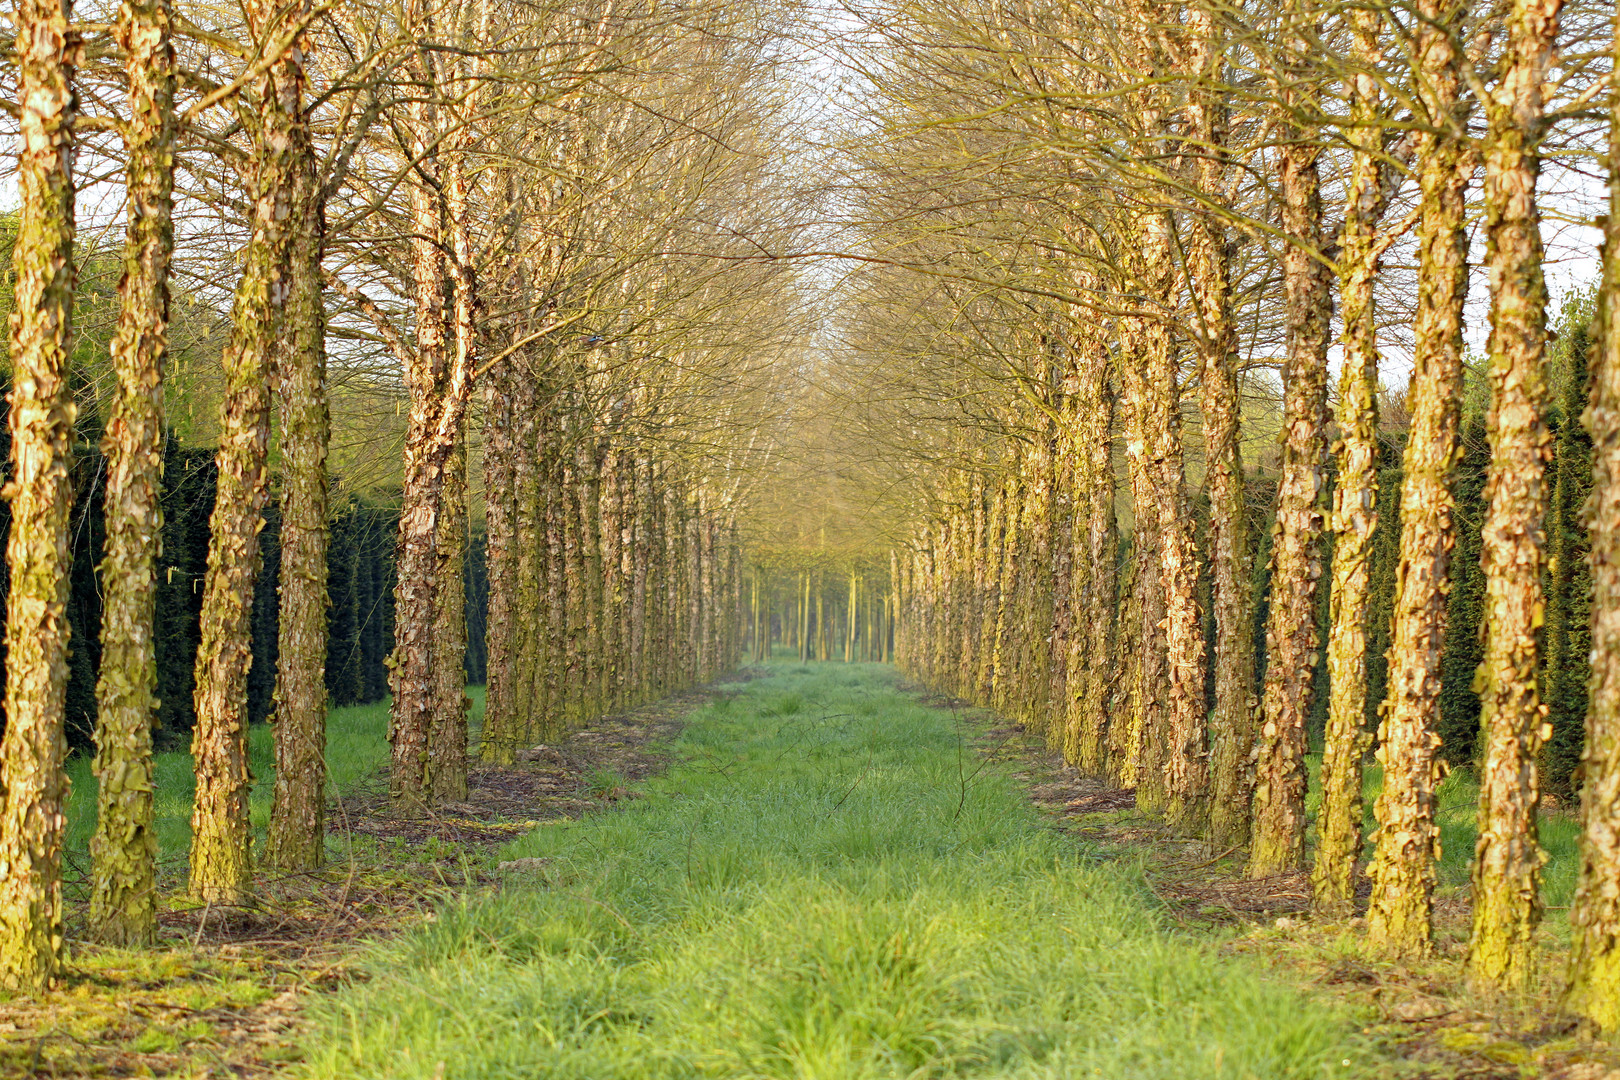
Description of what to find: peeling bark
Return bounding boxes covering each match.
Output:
[90,0,172,947]
[0,0,77,990]
[1250,51,1332,877]
[1566,3,1620,1022]
[266,105,330,872]
[189,0,307,903]
[1466,0,1561,991]
[1314,9,1387,916]
[1368,0,1472,956]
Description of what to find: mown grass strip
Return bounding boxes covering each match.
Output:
[301,663,1372,1079]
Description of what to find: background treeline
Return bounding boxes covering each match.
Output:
[743,561,893,664]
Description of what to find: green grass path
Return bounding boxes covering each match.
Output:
[302,663,1369,1079]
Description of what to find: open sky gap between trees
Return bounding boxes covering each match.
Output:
[1,0,1620,1069]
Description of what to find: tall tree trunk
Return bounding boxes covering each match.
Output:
[578,439,604,708]
[480,354,517,762]
[541,440,567,738]
[388,44,450,808]
[630,454,651,694]
[1249,68,1332,877]
[1183,16,1253,846]
[1138,216,1209,833]
[1565,8,1620,1024]
[428,431,468,803]
[1466,0,1561,990]
[426,137,480,805]
[1073,343,1117,777]
[0,0,77,989]
[1368,0,1472,955]
[266,110,330,871]
[90,0,172,947]
[1118,327,1168,808]
[1313,10,1388,914]
[977,487,1003,699]
[189,0,306,902]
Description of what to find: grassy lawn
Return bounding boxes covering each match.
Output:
[61,687,486,880]
[300,663,1371,1079]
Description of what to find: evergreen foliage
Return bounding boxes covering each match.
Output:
[1543,289,1597,797]
[1365,439,1405,729]
[1439,413,1490,768]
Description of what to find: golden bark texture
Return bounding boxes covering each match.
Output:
[0,0,77,991]
[388,62,450,808]
[90,0,173,947]
[1117,332,1167,806]
[1368,0,1472,956]
[1313,10,1386,916]
[1562,0,1620,1029]
[480,357,517,763]
[1466,0,1561,991]
[1250,91,1332,877]
[190,0,307,903]
[1183,28,1254,845]
[266,124,329,872]
[1134,215,1209,834]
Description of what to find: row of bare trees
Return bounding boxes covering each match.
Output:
[834,0,1620,1029]
[0,0,802,991]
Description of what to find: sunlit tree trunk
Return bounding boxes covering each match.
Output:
[1183,15,1253,846]
[630,454,651,693]
[0,0,77,989]
[189,0,307,902]
[428,430,468,803]
[480,355,517,762]
[1118,321,1168,808]
[1249,44,1332,876]
[1314,10,1387,914]
[389,66,448,809]
[977,486,1004,699]
[425,132,482,804]
[602,447,626,706]
[90,0,172,946]
[575,438,605,711]
[266,107,330,871]
[1566,9,1620,1023]
[1466,0,1562,990]
[1368,0,1472,955]
[1070,339,1116,777]
[1138,216,1208,833]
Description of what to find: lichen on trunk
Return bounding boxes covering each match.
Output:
[91,0,173,947]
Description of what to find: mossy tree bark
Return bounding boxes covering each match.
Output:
[1313,9,1391,916]
[90,0,173,947]
[0,0,77,990]
[266,97,329,872]
[1368,0,1472,956]
[1249,26,1333,875]
[1182,17,1253,846]
[189,0,307,903]
[480,351,517,763]
[1074,343,1117,778]
[1466,0,1561,991]
[1566,8,1620,1022]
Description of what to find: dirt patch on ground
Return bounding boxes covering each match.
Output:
[915,681,1620,1080]
[0,677,737,1078]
